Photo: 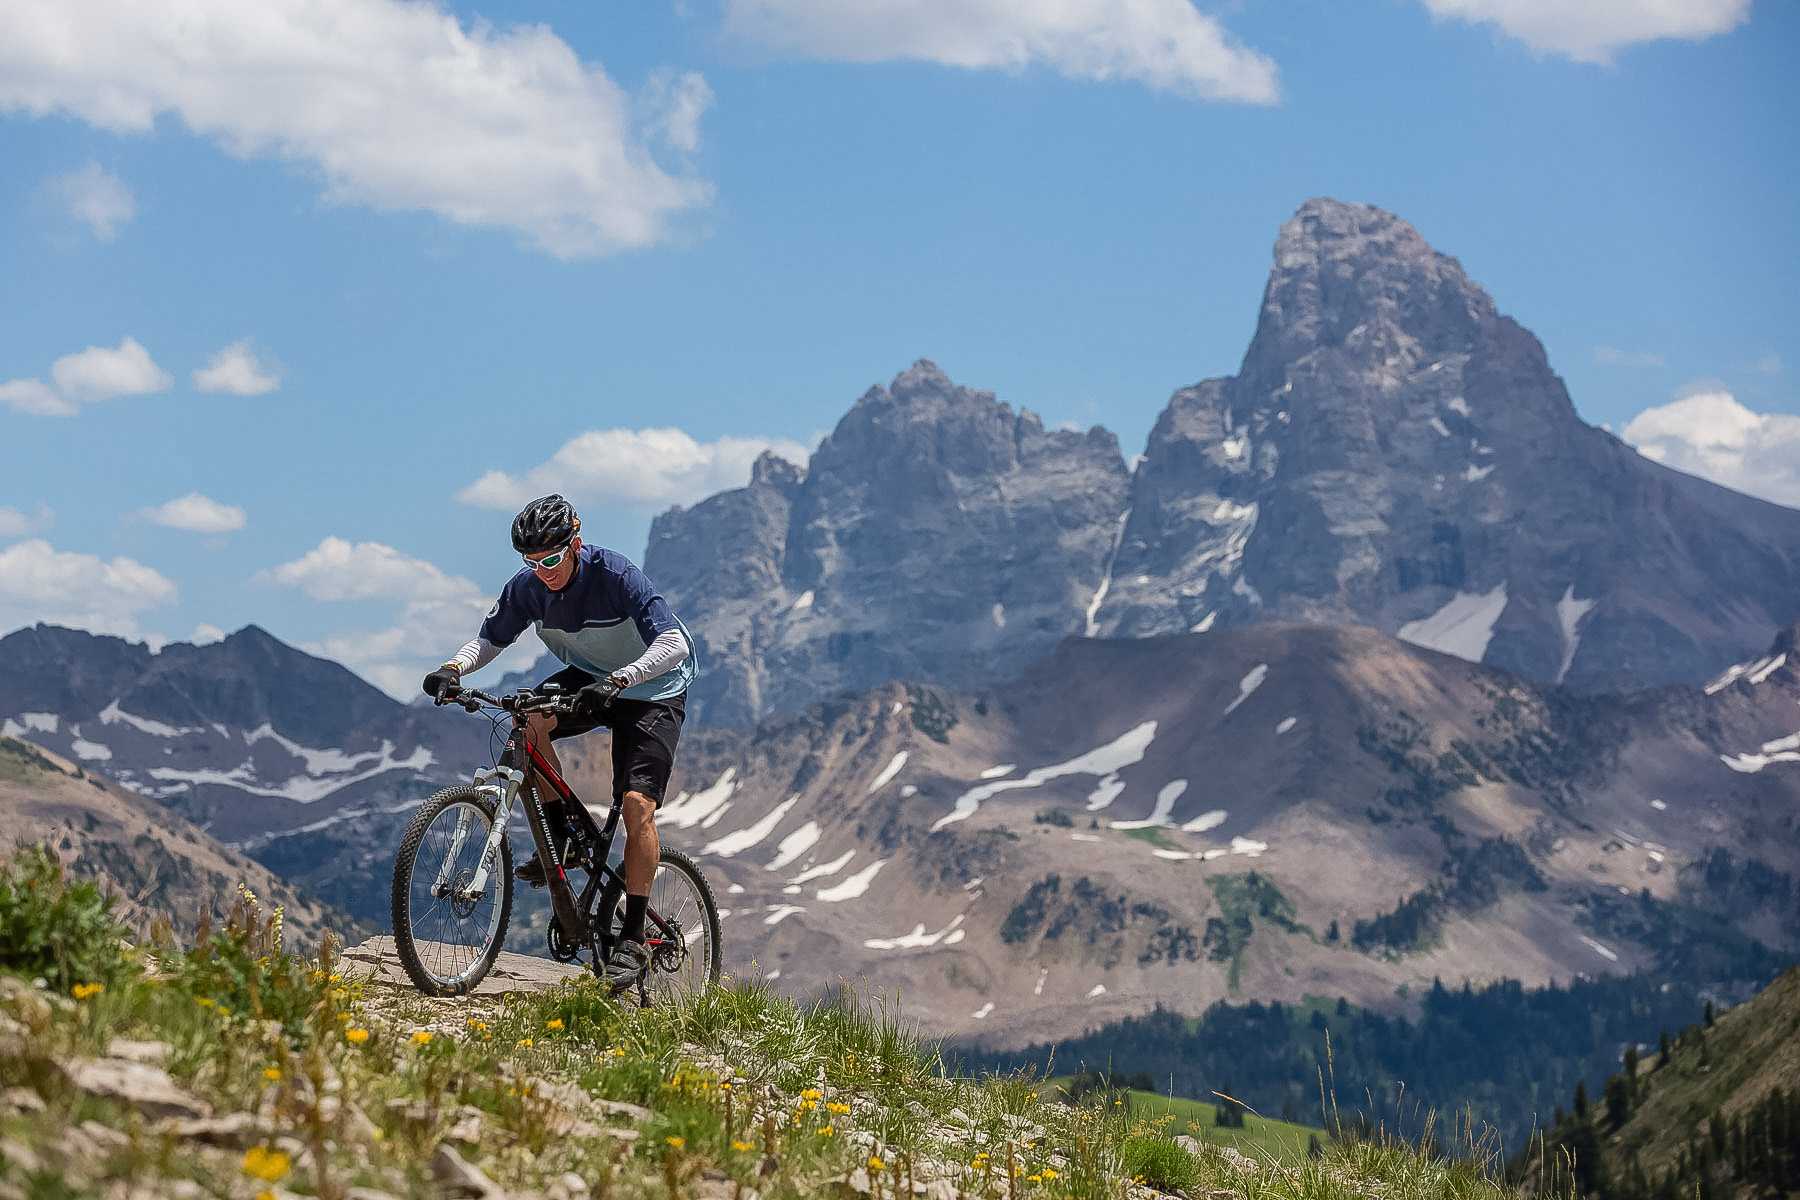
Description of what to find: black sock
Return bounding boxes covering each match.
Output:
[622,894,648,945]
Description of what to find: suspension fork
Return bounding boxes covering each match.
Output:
[462,764,524,895]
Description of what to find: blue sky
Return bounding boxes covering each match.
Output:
[1,0,1794,696]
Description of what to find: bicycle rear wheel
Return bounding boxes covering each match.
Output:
[391,785,513,996]
[640,847,721,1002]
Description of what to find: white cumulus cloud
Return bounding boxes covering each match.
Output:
[189,623,226,646]
[194,341,280,396]
[458,427,811,512]
[0,0,713,258]
[260,536,535,698]
[1419,0,1751,63]
[0,505,53,539]
[1623,387,1800,509]
[4,337,172,416]
[0,538,178,640]
[141,492,247,534]
[259,537,479,603]
[49,161,135,240]
[723,0,1279,102]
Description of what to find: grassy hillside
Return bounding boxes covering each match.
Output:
[1049,1075,1325,1163]
[0,734,347,945]
[0,847,1541,1200]
[1520,967,1800,1199]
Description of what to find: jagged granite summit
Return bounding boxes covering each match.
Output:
[648,360,1130,726]
[652,200,1800,725]
[1093,198,1800,690]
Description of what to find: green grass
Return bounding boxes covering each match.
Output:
[1120,827,1182,852]
[0,843,1540,1200]
[1048,1078,1327,1164]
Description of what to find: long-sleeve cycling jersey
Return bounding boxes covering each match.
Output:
[464,544,698,702]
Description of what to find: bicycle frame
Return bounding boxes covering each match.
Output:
[451,706,683,964]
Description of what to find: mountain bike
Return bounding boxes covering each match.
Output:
[389,682,721,1001]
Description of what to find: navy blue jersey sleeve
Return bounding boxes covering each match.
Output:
[604,550,680,644]
[477,571,535,648]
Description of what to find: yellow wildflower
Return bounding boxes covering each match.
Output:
[827,1101,851,1115]
[801,1087,822,1100]
[466,1018,488,1031]
[517,1037,534,1048]
[1042,1168,1059,1180]
[610,1046,627,1058]
[240,1145,291,1182]
[256,1191,276,1200]
[410,1030,433,1046]
[262,1067,282,1082]
[732,1140,754,1152]
[868,1155,886,1171]
[195,997,216,1009]
[345,1027,370,1045]
[797,1099,817,1113]
[1027,1174,1043,1183]
[719,1080,733,1092]
[545,1018,564,1031]
[71,982,104,1001]
[665,1136,686,1149]
[818,1124,836,1138]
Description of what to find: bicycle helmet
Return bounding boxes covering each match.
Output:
[511,494,580,554]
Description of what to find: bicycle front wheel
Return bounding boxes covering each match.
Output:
[642,847,722,1002]
[390,785,513,996]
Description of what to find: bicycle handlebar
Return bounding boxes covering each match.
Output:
[432,684,576,718]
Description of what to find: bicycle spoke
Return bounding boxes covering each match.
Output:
[405,798,501,989]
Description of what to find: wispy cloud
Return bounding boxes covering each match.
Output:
[260,536,533,698]
[1,336,172,417]
[1624,385,1800,509]
[723,0,1279,102]
[642,69,715,155]
[1594,345,1665,369]
[0,538,177,640]
[0,0,713,258]
[194,341,280,396]
[48,162,135,240]
[141,493,246,534]
[0,504,54,540]
[458,427,811,511]
[1750,352,1782,376]
[1419,0,1751,64]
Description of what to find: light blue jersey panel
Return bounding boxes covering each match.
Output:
[536,614,698,702]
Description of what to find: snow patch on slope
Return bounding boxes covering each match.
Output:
[704,794,799,858]
[931,721,1158,832]
[867,751,908,794]
[1398,584,1509,663]
[100,700,203,738]
[765,821,821,871]
[1223,665,1268,716]
[816,859,886,902]
[1555,585,1596,684]
[1110,780,1187,830]
[661,768,737,830]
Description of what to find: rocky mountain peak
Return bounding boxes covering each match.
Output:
[646,361,1129,725]
[1246,197,1502,388]
[749,450,805,494]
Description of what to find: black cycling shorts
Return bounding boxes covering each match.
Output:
[539,664,686,806]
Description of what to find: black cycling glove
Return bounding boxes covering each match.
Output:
[573,676,623,718]
[422,664,462,702]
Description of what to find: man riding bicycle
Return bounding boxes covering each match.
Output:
[423,494,697,994]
